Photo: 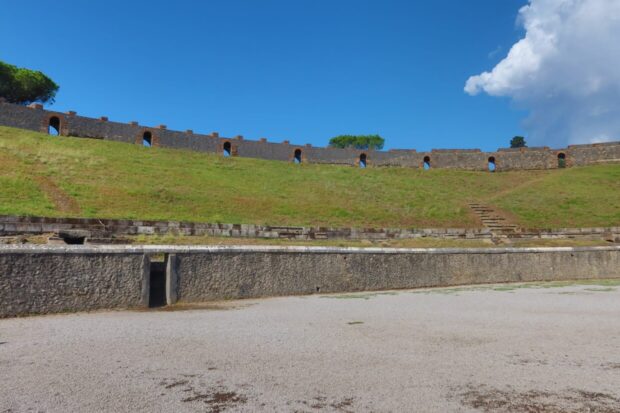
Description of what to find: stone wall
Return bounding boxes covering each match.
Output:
[0,215,492,241]
[1,245,619,317]
[173,246,620,301]
[0,246,147,317]
[2,215,619,242]
[1,100,619,170]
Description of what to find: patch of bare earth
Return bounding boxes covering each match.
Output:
[295,396,356,412]
[182,389,247,412]
[458,385,620,413]
[33,175,80,214]
[158,375,247,413]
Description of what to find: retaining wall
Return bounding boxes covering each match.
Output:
[2,215,619,242]
[2,100,619,170]
[0,247,147,318]
[1,245,619,317]
[173,246,620,301]
[0,215,492,241]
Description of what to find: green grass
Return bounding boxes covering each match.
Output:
[491,163,620,228]
[0,125,618,228]
[0,174,55,216]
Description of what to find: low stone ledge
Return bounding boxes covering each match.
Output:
[0,215,617,243]
[1,244,619,255]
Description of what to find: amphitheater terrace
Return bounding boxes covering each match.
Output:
[1,99,619,171]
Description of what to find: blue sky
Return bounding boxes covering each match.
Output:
[1,0,529,151]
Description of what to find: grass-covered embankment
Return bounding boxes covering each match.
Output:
[0,126,618,228]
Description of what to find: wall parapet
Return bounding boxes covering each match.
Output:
[1,244,618,254]
[1,245,619,318]
[1,101,619,170]
[1,244,620,255]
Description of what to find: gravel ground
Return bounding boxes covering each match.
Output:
[1,282,620,412]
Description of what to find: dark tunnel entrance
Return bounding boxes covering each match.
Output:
[142,131,152,147]
[223,141,232,157]
[488,156,496,172]
[558,152,566,168]
[62,235,86,245]
[48,116,60,136]
[149,255,168,308]
[359,153,367,168]
[423,156,431,170]
[294,148,302,164]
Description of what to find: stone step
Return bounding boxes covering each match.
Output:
[468,202,520,233]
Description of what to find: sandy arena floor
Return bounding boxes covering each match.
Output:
[1,282,620,412]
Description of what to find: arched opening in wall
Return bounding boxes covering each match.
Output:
[48,116,60,136]
[142,131,152,147]
[423,156,431,170]
[558,152,566,168]
[488,156,496,172]
[359,153,367,168]
[294,149,302,164]
[59,231,86,244]
[223,141,232,157]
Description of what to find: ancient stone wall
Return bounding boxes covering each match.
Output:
[1,245,619,317]
[174,246,620,301]
[1,100,619,170]
[0,247,147,317]
[2,215,620,242]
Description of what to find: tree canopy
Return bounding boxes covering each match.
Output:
[510,136,527,148]
[0,60,59,105]
[329,135,385,150]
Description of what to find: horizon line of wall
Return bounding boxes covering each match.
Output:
[1,100,619,171]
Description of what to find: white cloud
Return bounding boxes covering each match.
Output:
[465,0,620,146]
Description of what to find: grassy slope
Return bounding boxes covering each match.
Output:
[0,126,618,228]
[491,164,620,228]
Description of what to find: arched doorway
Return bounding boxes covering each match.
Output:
[488,156,496,172]
[359,153,367,168]
[294,149,302,164]
[142,131,152,147]
[557,153,566,168]
[423,156,431,170]
[223,141,232,157]
[48,116,60,136]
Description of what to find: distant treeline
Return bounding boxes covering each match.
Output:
[329,135,385,150]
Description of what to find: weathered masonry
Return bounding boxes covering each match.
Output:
[1,100,619,170]
[2,215,619,242]
[1,245,619,317]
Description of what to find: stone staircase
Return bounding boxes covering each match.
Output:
[468,203,519,235]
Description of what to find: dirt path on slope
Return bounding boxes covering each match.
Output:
[34,175,81,214]
[0,151,81,215]
[465,172,553,228]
